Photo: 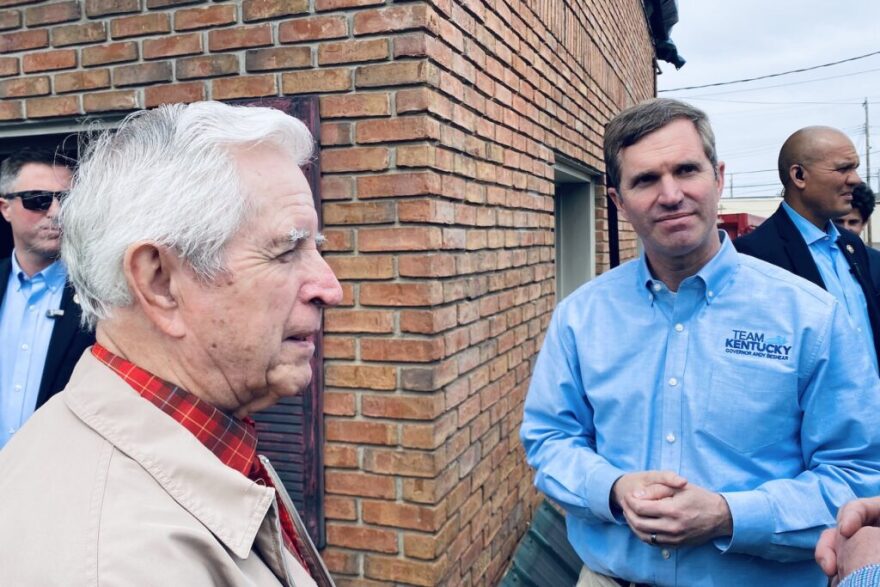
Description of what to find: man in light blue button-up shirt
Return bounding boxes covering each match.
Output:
[521,99,880,587]
[0,149,92,449]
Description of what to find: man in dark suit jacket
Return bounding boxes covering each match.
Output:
[735,126,880,371]
[0,149,94,448]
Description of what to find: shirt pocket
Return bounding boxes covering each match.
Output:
[699,366,798,454]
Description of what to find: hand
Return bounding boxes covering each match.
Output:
[612,471,687,512]
[835,527,880,583]
[623,482,733,547]
[815,497,880,579]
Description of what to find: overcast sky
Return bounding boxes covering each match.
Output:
[657,1,880,199]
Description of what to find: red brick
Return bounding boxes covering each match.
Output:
[326,420,397,445]
[318,38,388,66]
[320,92,389,119]
[325,308,394,333]
[364,555,445,587]
[321,175,354,199]
[83,90,138,113]
[323,391,355,416]
[321,548,359,575]
[0,0,36,6]
[359,282,442,306]
[85,0,139,17]
[362,500,445,532]
[0,29,47,53]
[243,0,308,22]
[51,22,106,47]
[355,61,434,88]
[174,5,236,31]
[326,470,396,498]
[353,5,436,36]
[320,122,351,147]
[327,524,398,554]
[0,99,22,120]
[399,254,456,278]
[176,54,238,79]
[26,94,79,118]
[358,227,442,252]
[324,363,396,390]
[361,394,443,421]
[324,201,394,225]
[24,1,79,26]
[143,82,205,107]
[281,67,350,94]
[356,116,439,143]
[324,446,358,470]
[325,256,393,280]
[147,0,208,7]
[143,33,202,59]
[322,147,388,173]
[278,15,347,42]
[53,69,110,93]
[208,24,271,51]
[211,74,276,100]
[110,13,170,39]
[0,9,21,30]
[0,74,47,97]
[315,0,382,10]
[0,55,17,76]
[324,335,355,360]
[245,46,310,72]
[113,61,172,86]
[82,41,137,67]
[361,338,444,363]
[363,447,439,477]
[400,307,458,335]
[357,172,439,198]
[21,49,74,73]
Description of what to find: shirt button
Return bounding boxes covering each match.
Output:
[21,343,29,351]
[857,327,863,333]
[668,377,678,387]
[662,549,671,559]
[14,384,22,392]
[7,428,15,435]
[707,291,714,298]
[29,305,36,312]
[674,323,684,332]
[652,283,662,292]
[666,432,676,443]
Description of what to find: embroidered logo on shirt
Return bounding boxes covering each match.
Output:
[725,330,792,361]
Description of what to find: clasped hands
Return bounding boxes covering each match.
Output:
[816,497,880,586]
[611,470,733,547]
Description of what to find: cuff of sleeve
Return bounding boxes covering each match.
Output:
[841,564,880,587]
[584,463,627,524]
[714,490,773,553]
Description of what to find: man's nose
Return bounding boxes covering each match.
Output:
[307,254,343,308]
[657,175,684,206]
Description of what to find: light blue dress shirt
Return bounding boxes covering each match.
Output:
[841,564,880,587]
[782,201,877,372]
[0,254,67,449]
[521,234,880,587]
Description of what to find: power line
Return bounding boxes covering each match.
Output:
[660,49,880,92]
[672,66,880,98]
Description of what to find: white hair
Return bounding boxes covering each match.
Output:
[61,101,314,329]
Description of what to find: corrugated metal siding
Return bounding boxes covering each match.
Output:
[500,500,583,587]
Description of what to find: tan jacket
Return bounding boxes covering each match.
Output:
[0,353,321,586]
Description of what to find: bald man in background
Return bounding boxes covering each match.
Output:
[735,126,880,373]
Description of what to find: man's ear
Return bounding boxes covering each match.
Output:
[0,198,11,223]
[608,187,628,222]
[789,165,807,189]
[123,242,186,338]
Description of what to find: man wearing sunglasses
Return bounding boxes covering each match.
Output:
[0,148,94,450]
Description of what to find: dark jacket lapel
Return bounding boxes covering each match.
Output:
[770,206,827,289]
[36,283,79,407]
[0,257,10,302]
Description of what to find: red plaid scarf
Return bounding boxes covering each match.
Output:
[91,343,311,574]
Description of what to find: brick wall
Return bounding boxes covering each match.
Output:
[0,0,654,584]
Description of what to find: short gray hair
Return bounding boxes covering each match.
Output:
[603,98,718,191]
[61,101,314,328]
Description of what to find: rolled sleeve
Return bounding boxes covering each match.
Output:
[715,490,774,553]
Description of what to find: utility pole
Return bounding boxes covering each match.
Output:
[729,175,733,198]
[866,98,872,191]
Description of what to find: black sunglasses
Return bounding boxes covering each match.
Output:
[2,190,67,212]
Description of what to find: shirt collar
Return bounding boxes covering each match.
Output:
[638,231,737,305]
[10,251,67,292]
[782,201,840,246]
[90,343,257,477]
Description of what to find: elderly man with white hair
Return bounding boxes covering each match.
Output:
[0,102,342,586]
